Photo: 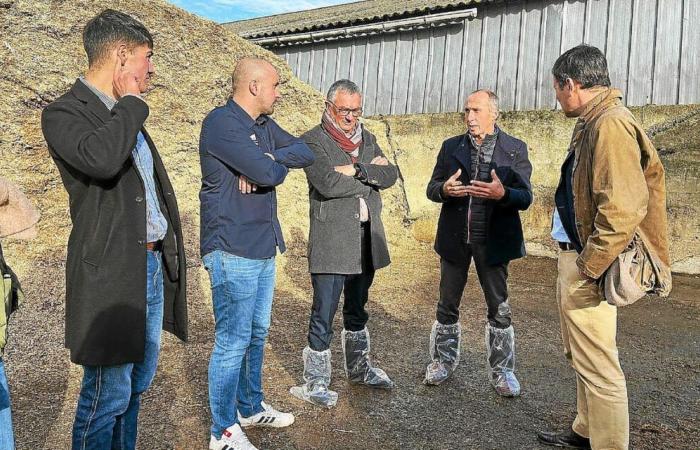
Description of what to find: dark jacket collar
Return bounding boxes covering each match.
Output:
[226,98,269,129]
[70,78,111,123]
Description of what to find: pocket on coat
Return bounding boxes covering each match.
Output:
[81,207,114,267]
[313,202,327,222]
[320,199,352,223]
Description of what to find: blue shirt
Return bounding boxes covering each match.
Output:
[79,78,167,243]
[132,132,168,242]
[551,209,571,243]
[199,99,314,259]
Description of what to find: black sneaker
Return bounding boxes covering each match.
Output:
[537,429,591,449]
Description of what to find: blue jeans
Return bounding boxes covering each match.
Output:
[71,250,164,450]
[0,358,14,450]
[203,250,275,439]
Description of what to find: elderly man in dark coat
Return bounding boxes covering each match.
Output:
[290,79,397,408]
[424,89,532,398]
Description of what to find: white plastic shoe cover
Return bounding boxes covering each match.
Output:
[485,324,521,397]
[341,327,394,389]
[424,320,461,385]
[289,346,338,408]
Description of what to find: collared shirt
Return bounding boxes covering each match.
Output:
[553,90,610,252]
[551,209,570,243]
[199,99,314,259]
[78,78,168,243]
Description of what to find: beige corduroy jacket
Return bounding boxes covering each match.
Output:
[569,88,671,293]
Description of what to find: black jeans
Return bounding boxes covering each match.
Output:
[436,242,511,328]
[308,223,375,351]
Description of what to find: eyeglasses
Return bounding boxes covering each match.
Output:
[326,101,363,117]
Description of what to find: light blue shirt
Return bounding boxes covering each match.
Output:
[79,78,168,243]
[551,209,571,243]
[132,132,168,242]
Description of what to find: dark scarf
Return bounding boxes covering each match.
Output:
[321,109,363,162]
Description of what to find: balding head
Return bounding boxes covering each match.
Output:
[464,89,499,141]
[232,58,276,94]
[231,58,281,118]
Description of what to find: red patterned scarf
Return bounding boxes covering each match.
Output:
[321,110,362,161]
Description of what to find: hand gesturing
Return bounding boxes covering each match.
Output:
[464,169,505,200]
[441,169,469,197]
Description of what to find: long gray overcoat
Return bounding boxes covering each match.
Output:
[302,125,397,274]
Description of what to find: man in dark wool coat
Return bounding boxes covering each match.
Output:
[424,89,533,398]
[41,9,187,450]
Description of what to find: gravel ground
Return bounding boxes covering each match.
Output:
[4,239,698,450]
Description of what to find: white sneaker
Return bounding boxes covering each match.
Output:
[209,423,258,450]
[237,401,295,428]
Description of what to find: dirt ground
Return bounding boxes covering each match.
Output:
[2,2,698,449]
[4,236,698,450]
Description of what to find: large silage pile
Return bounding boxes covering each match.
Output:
[0,1,408,447]
[1,1,698,447]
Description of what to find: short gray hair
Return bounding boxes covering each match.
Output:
[326,79,361,102]
[469,89,499,118]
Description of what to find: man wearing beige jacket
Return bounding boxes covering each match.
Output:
[538,45,671,450]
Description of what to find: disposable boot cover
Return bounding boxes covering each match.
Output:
[341,327,394,389]
[424,321,461,385]
[289,346,338,408]
[485,324,521,397]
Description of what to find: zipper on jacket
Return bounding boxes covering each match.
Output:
[466,141,485,245]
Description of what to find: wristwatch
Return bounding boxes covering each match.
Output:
[353,163,361,178]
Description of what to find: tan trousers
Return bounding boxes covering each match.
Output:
[556,251,629,450]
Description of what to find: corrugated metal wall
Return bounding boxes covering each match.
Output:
[275,0,699,116]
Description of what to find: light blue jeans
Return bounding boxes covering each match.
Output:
[71,250,164,450]
[0,358,14,450]
[203,250,275,439]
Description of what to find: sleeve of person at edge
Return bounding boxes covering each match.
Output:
[426,141,451,203]
[577,117,649,280]
[41,95,148,181]
[355,134,398,189]
[267,120,315,169]
[303,141,372,199]
[495,142,533,211]
[206,116,289,187]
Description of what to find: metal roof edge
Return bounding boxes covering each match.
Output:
[251,7,478,47]
[225,0,492,39]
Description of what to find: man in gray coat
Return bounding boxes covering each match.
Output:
[290,80,397,407]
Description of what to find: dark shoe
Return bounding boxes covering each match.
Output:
[537,429,591,449]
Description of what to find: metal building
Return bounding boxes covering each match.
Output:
[226,0,700,116]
